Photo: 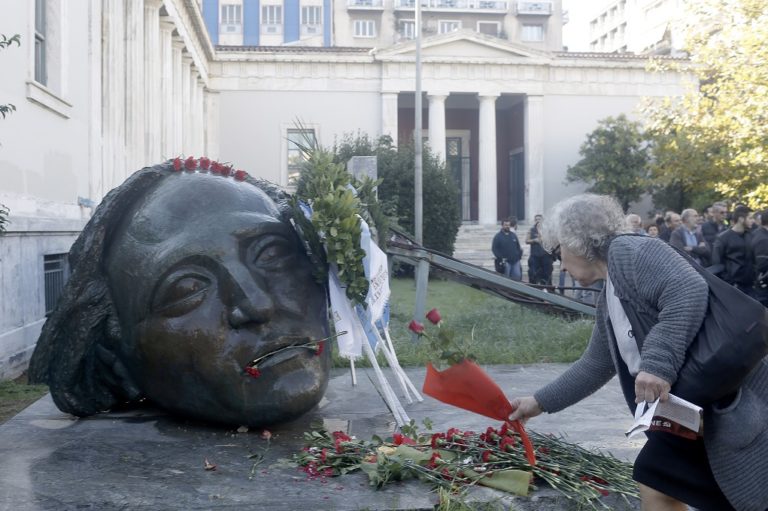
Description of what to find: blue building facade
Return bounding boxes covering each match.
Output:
[203,0,332,47]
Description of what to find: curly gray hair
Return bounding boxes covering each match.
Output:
[541,194,630,262]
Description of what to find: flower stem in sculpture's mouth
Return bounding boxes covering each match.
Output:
[243,331,347,378]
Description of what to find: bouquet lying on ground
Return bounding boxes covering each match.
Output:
[293,309,639,509]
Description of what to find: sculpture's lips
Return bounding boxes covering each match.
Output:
[257,346,309,369]
[244,336,316,373]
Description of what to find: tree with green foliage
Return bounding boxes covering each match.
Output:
[566,114,649,211]
[334,133,461,256]
[0,34,20,120]
[0,34,20,232]
[643,0,768,209]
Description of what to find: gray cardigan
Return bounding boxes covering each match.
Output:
[534,235,768,511]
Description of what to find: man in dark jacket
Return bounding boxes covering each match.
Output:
[492,217,522,281]
[712,206,754,296]
[701,203,727,246]
[752,210,768,306]
[526,214,554,285]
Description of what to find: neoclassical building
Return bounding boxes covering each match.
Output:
[0,0,688,378]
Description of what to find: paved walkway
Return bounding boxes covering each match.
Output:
[0,364,644,510]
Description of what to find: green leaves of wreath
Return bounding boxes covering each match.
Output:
[290,126,384,306]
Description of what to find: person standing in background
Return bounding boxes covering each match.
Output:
[492,217,523,281]
[526,214,554,285]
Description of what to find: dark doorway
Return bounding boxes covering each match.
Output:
[508,150,525,221]
[446,137,471,221]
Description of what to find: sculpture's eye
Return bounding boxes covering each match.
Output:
[247,235,296,270]
[152,272,211,317]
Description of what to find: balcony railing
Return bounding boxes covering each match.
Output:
[394,0,508,12]
[347,0,385,9]
[515,1,552,15]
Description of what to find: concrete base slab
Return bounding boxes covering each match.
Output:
[0,364,643,510]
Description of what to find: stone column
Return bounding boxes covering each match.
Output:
[159,20,175,159]
[181,53,193,155]
[172,39,185,156]
[524,95,544,222]
[478,93,499,225]
[125,0,145,171]
[195,75,206,154]
[88,0,103,201]
[144,0,162,164]
[380,92,399,147]
[205,90,220,160]
[427,93,448,163]
[102,0,126,189]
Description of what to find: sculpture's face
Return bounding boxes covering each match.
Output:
[106,173,330,426]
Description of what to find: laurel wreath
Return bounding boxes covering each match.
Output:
[290,132,386,306]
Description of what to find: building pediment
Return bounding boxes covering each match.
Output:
[373,29,551,63]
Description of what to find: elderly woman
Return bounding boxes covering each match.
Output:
[510,194,768,511]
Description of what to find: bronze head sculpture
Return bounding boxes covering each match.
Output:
[29,161,331,426]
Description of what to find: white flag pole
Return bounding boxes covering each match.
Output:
[362,340,409,427]
[382,327,423,401]
[349,358,357,386]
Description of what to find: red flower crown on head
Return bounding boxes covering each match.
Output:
[172,156,249,182]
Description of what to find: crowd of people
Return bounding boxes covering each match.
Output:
[630,203,768,307]
[492,202,768,308]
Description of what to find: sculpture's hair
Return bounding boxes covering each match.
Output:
[541,193,630,262]
[28,161,293,416]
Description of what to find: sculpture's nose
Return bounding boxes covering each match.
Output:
[225,264,275,328]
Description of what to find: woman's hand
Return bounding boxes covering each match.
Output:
[634,371,671,403]
[508,396,543,423]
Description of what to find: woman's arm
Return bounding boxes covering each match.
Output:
[532,314,617,414]
[615,238,708,386]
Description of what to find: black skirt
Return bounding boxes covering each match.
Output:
[633,431,735,511]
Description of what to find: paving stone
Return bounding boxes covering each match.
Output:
[0,364,643,510]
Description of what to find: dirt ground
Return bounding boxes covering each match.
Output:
[0,372,48,425]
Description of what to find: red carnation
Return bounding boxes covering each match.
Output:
[408,320,425,335]
[199,157,211,170]
[172,157,183,171]
[315,341,324,357]
[234,169,248,181]
[425,308,442,325]
[481,450,492,462]
[393,433,415,446]
[244,366,261,378]
[210,161,222,174]
[220,165,232,177]
[184,156,197,171]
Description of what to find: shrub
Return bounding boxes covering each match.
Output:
[334,133,461,256]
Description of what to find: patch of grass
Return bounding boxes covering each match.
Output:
[0,373,48,424]
[332,277,594,368]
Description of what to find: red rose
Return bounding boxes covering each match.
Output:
[199,157,211,170]
[234,169,248,181]
[184,156,197,171]
[172,157,182,171]
[425,308,442,324]
[408,320,425,335]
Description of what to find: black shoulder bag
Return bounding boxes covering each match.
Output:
[623,240,768,406]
